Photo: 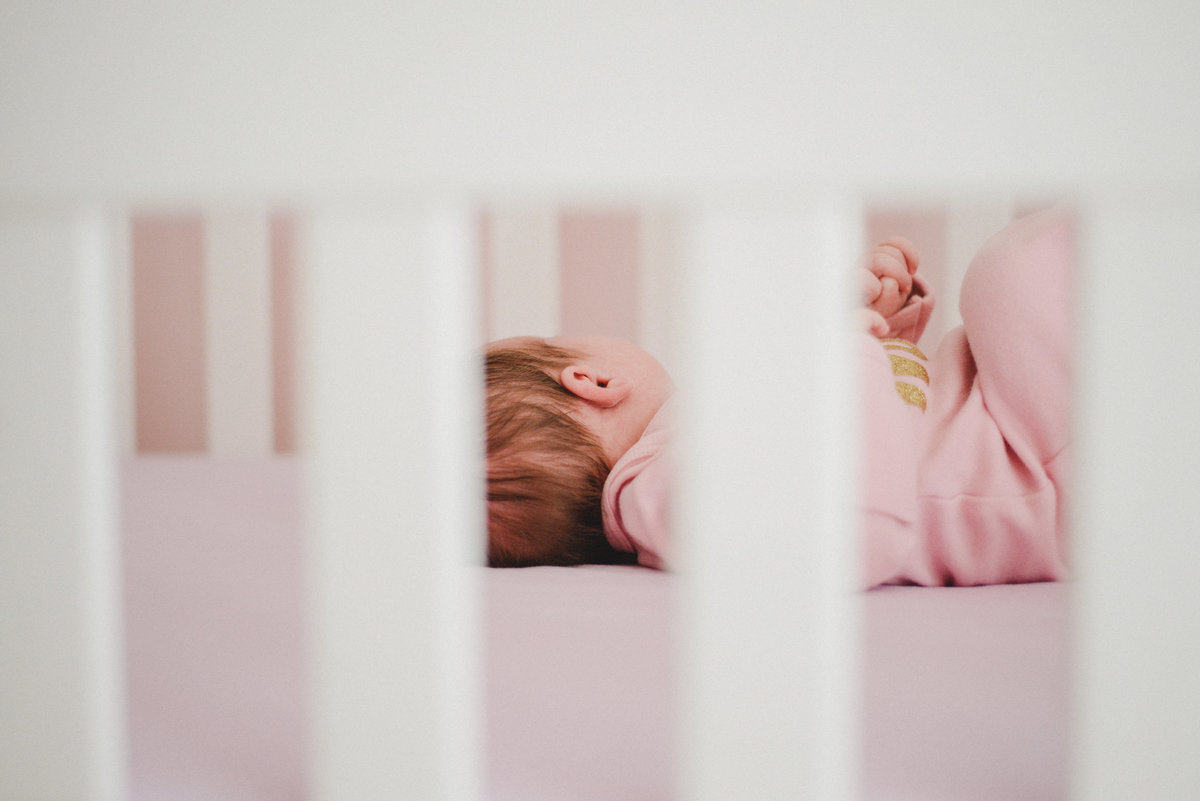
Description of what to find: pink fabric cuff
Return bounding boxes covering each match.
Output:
[883,274,935,344]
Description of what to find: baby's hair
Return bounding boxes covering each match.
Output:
[485,339,636,567]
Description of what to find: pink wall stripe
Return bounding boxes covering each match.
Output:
[558,210,640,342]
[132,214,208,452]
[270,214,297,455]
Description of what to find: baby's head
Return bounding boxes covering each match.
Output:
[485,335,672,567]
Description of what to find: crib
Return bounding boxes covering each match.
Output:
[2,4,1199,800]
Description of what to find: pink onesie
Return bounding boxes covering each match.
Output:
[601,208,1074,587]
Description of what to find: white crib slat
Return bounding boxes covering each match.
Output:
[0,211,125,801]
[204,209,274,456]
[636,205,680,367]
[942,199,1015,335]
[299,206,482,801]
[110,214,136,457]
[485,205,560,341]
[1073,197,1200,801]
[675,201,860,801]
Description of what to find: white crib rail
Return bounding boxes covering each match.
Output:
[298,207,483,801]
[0,211,125,801]
[1073,196,1200,799]
[676,200,861,800]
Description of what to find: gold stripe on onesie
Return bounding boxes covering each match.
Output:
[894,381,927,411]
[881,338,927,360]
[887,354,930,384]
[882,339,929,412]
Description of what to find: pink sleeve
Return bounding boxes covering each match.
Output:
[882,274,935,344]
[857,332,928,587]
[601,408,673,569]
[602,445,671,570]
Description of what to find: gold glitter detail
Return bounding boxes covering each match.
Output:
[894,381,927,411]
[881,339,927,360]
[888,354,929,384]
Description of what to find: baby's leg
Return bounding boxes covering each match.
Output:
[957,206,1075,471]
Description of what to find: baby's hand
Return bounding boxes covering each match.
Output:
[854,307,889,337]
[858,236,919,321]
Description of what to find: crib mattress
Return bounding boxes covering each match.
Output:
[123,457,1068,801]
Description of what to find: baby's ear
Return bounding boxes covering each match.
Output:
[560,364,632,408]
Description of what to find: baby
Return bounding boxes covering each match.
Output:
[486,207,1073,587]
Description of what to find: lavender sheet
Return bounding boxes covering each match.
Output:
[123,457,1067,800]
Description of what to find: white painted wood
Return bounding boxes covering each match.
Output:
[675,199,861,801]
[941,199,1014,335]
[486,205,560,340]
[2,4,1197,198]
[1072,196,1200,801]
[204,209,274,456]
[635,205,680,367]
[0,211,126,801]
[299,206,483,801]
[110,214,136,457]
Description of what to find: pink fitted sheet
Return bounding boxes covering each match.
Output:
[122,457,1068,800]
